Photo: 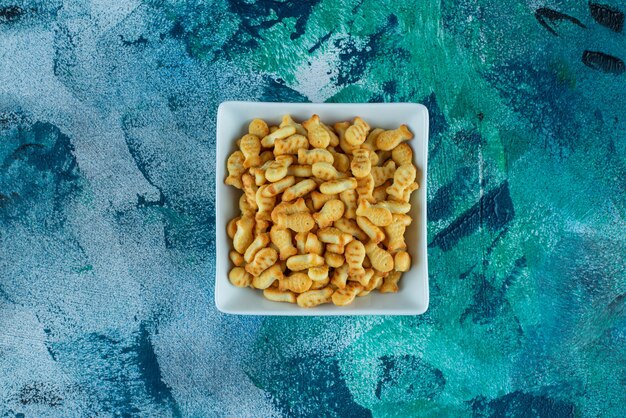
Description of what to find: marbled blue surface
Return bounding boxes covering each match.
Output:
[1,1,625,417]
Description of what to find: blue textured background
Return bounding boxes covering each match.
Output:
[1,1,625,417]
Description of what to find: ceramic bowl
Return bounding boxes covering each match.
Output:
[215,101,429,315]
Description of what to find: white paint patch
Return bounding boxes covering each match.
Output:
[288,37,344,103]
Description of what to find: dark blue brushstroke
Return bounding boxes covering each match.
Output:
[485,64,582,155]
[137,192,166,208]
[422,93,448,139]
[334,14,399,86]
[260,77,310,103]
[534,8,586,36]
[120,115,167,207]
[121,115,215,251]
[422,93,448,161]
[461,276,500,324]
[132,323,181,417]
[120,35,149,47]
[0,5,24,23]
[375,355,445,401]
[607,293,625,316]
[429,166,474,222]
[0,3,61,25]
[430,182,514,251]
[58,333,140,414]
[225,0,321,48]
[168,20,185,38]
[368,93,385,103]
[599,294,626,349]
[351,0,366,14]
[453,129,484,149]
[0,119,81,224]
[0,284,16,303]
[582,50,625,74]
[42,327,58,361]
[0,110,26,126]
[459,265,477,280]
[485,227,509,258]
[18,382,63,407]
[461,257,527,324]
[470,391,576,417]
[53,24,78,80]
[382,81,397,96]
[246,353,372,418]
[589,3,624,32]
[2,122,78,178]
[308,31,333,54]
[164,0,326,61]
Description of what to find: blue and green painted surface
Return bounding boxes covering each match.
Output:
[1,1,625,416]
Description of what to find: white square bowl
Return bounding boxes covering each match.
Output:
[215,102,429,315]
